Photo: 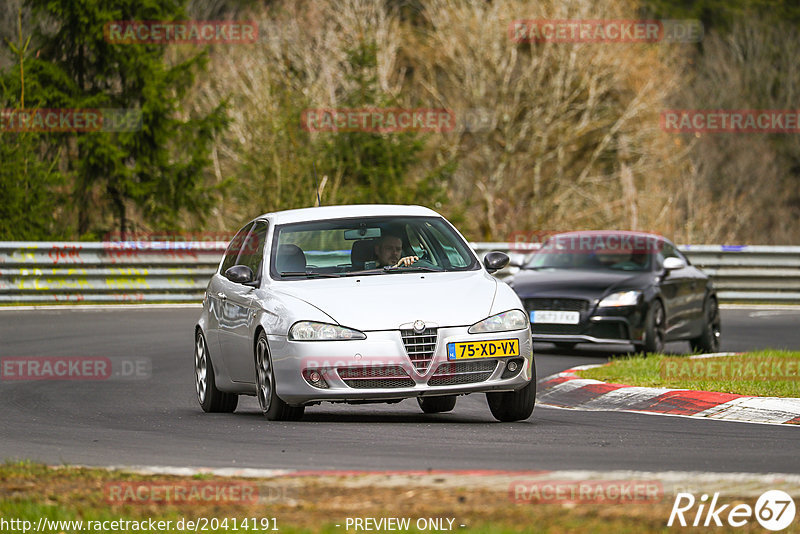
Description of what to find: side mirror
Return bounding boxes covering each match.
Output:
[483,251,510,273]
[224,265,255,284]
[663,257,686,271]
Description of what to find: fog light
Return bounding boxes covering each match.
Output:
[507,361,519,373]
[302,368,329,389]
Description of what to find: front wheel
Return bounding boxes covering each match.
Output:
[255,332,304,421]
[195,330,238,413]
[418,395,457,414]
[690,296,721,353]
[486,358,536,422]
[639,300,666,354]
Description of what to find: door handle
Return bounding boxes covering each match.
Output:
[217,292,227,300]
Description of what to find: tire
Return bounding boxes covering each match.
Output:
[255,331,304,421]
[417,395,457,414]
[195,330,238,413]
[554,342,577,351]
[486,359,536,422]
[690,296,721,353]
[640,299,666,354]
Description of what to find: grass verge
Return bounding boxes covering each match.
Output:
[576,349,800,397]
[0,461,738,534]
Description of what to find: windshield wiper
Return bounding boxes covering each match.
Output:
[382,265,444,273]
[279,271,342,278]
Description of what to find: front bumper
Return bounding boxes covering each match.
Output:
[267,326,533,405]
[527,303,647,345]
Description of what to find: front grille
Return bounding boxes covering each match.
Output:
[531,324,583,335]
[525,298,590,312]
[401,327,437,373]
[428,360,497,386]
[338,365,414,389]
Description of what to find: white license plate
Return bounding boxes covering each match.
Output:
[530,310,580,324]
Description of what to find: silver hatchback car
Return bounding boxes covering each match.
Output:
[194,205,535,421]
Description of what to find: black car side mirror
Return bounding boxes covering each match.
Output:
[483,251,510,273]
[224,265,255,285]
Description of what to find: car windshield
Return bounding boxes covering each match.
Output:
[270,216,479,279]
[525,234,659,272]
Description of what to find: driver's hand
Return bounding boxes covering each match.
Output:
[394,255,419,267]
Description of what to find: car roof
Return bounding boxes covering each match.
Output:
[548,230,669,241]
[258,204,441,225]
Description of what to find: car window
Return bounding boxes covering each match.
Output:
[527,234,656,272]
[237,220,268,280]
[270,216,478,279]
[220,222,254,274]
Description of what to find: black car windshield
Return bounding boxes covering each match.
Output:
[525,234,658,272]
[270,216,479,279]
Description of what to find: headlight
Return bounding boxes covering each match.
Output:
[289,321,366,341]
[598,290,641,307]
[468,310,528,333]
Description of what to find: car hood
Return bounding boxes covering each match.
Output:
[510,268,654,300]
[272,271,497,330]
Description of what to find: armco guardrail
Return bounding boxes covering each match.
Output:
[0,241,225,303]
[0,241,799,304]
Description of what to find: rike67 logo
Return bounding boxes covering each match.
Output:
[668,490,796,531]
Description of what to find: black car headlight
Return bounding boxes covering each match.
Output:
[598,290,641,307]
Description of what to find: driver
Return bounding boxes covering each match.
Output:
[374,234,418,268]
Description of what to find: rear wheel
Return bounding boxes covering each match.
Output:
[690,296,721,353]
[417,395,457,414]
[255,331,304,421]
[195,330,238,413]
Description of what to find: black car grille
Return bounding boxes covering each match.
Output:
[531,324,583,335]
[428,360,497,386]
[338,365,415,389]
[401,328,437,373]
[524,298,590,312]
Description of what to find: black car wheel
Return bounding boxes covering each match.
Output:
[195,330,238,413]
[255,331,304,421]
[690,296,721,353]
[418,395,457,414]
[639,299,665,354]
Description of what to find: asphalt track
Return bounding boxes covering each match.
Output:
[1,307,799,473]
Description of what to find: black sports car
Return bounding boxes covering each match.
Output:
[507,231,721,353]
